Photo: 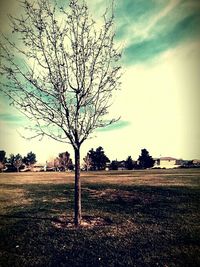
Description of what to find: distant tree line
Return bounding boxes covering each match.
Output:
[0,147,155,172]
[82,147,155,171]
[0,151,36,172]
[1,147,197,173]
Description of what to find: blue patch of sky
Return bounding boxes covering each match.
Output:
[97,120,131,132]
[115,0,168,40]
[56,0,69,6]
[0,112,25,124]
[120,2,200,65]
[0,94,28,125]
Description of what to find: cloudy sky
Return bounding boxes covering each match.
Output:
[0,0,200,163]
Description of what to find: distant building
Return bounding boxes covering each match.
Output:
[32,164,46,172]
[154,157,181,169]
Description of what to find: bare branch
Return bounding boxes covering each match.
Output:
[0,0,122,148]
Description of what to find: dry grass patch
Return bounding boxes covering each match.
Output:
[0,188,32,214]
[0,169,199,187]
[84,188,156,205]
[52,197,67,203]
[52,215,114,229]
[0,172,73,185]
[81,174,192,187]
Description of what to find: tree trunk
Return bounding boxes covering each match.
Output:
[74,147,81,226]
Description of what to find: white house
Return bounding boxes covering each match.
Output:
[154,157,181,169]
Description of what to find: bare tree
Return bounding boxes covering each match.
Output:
[57,151,73,171]
[8,153,23,172]
[0,0,122,226]
[83,153,92,171]
[13,155,23,172]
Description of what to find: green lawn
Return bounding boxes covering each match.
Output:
[0,169,200,267]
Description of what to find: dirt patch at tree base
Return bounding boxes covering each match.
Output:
[52,215,113,229]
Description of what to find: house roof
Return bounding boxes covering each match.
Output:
[160,157,177,161]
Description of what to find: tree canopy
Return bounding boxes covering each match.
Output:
[55,151,74,171]
[0,151,6,172]
[84,146,110,171]
[8,153,23,172]
[0,0,121,148]
[137,149,155,169]
[23,151,37,167]
[125,156,135,170]
[0,150,6,163]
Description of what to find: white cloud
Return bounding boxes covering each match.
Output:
[139,0,180,40]
[105,40,200,160]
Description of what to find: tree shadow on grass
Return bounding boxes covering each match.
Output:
[1,182,199,230]
[0,183,200,267]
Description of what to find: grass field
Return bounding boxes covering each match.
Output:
[0,169,199,267]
